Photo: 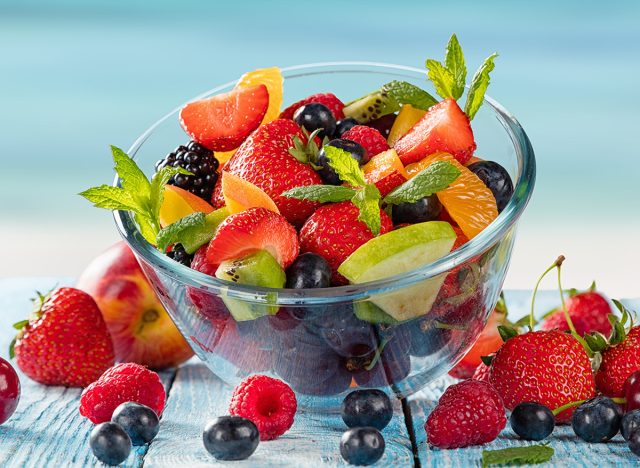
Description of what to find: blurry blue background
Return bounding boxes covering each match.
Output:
[1,0,638,295]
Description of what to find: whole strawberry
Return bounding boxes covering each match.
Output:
[541,289,612,337]
[12,287,115,388]
[299,201,393,285]
[595,326,640,397]
[425,379,505,448]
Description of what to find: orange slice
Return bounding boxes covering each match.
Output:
[159,185,214,227]
[237,67,283,125]
[221,172,279,215]
[387,104,427,146]
[363,149,408,196]
[215,149,237,165]
[406,152,498,239]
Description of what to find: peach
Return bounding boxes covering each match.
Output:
[221,172,279,215]
[159,185,214,227]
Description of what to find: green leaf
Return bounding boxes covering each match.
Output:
[351,185,382,236]
[12,320,29,330]
[111,145,151,201]
[149,166,192,224]
[480,355,494,366]
[9,337,16,359]
[381,80,438,111]
[135,212,159,245]
[482,445,554,467]
[498,325,518,342]
[79,185,143,212]
[182,207,230,254]
[426,59,455,100]
[445,34,467,100]
[157,212,207,252]
[584,332,609,353]
[323,146,367,187]
[464,53,498,120]
[281,185,356,203]
[383,161,460,205]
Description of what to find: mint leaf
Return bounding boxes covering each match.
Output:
[482,445,554,467]
[323,146,367,187]
[157,212,206,252]
[149,165,191,226]
[157,207,229,254]
[282,185,356,203]
[445,34,466,100]
[426,59,455,100]
[383,161,460,205]
[80,185,143,212]
[382,81,437,111]
[112,145,151,200]
[352,185,381,236]
[13,320,29,330]
[464,53,498,120]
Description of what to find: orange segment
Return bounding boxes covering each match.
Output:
[387,104,427,146]
[363,149,408,182]
[465,155,484,166]
[159,185,214,227]
[221,171,279,215]
[215,149,236,165]
[237,67,283,124]
[407,152,498,239]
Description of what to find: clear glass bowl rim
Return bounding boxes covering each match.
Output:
[114,62,536,305]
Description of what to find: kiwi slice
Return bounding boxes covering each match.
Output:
[343,90,398,123]
[215,250,285,321]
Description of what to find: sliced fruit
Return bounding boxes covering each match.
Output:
[362,149,408,196]
[206,207,299,269]
[343,91,396,123]
[354,301,399,325]
[407,153,498,239]
[394,98,476,165]
[465,155,484,166]
[387,104,427,146]
[221,172,279,215]
[215,149,236,165]
[338,222,456,321]
[215,250,285,321]
[180,207,230,254]
[159,185,214,227]
[179,84,269,151]
[236,67,283,124]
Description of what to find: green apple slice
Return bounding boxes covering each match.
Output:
[338,221,456,321]
[215,250,285,321]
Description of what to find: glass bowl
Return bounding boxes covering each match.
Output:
[114,62,535,408]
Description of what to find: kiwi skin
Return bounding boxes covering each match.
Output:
[343,91,396,123]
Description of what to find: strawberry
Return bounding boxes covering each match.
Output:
[211,119,323,226]
[471,356,493,383]
[299,201,393,285]
[595,326,640,397]
[541,289,613,337]
[206,207,299,269]
[12,288,115,387]
[394,98,476,165]
[341,125,389,157]
[280,92,345,120]
[180,84,268,151]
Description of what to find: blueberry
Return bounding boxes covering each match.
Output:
[391,195,442,225]
[335,118,358,138]
[509,402,555,441]
[342,389,393,430]
[572,396,622,442]
[467,161,514,213]
[293,103,336,139]
[353,329,411,387]
[340,427,385,466]
[622,410,640,440]
[203,416,259,461]
[90,422,132,466]
[317,139,368,185]
[286,253,332,289]
[402,319,452,357]
[630,431,640,457]
[320,308,378,359]
[111,402,160,446]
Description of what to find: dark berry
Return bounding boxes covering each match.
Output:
[391,195,442,225]
[367,114,397,138]
[202,416,259,461]
[353,332,411,387]
[402,319,452,357]
[167,244,193,267]
[467,161,514,213]
[335,117,359,138]
[0,357,20,425]
[319,307,378,359]
[286,253,332,289]
[293,103,336,139]
[624,371,640,412]
[571,396,622,443]
[317,139,368,185]
[155,141,219,201]
[342,389,393,431]
[90,422,132,465]
[622,410,640,441]
[111,402,160,446]
[340,427,385,466]
[509,402,555,441]
[630,431,640,457]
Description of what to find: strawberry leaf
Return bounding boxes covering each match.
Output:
[12,320,29,330]
[445,34,467,100]
[426,59,455,100]
[480,355,494,366]
[584,332,609,353]
[498,324,518,342]
[464,53,498,120]
[482,444,554,467]
[282,185,356,203]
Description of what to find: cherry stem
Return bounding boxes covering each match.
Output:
[552,397,626,416]
[529,256,565,331]
[555,259,593,355]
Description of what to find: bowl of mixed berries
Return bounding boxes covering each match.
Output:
[83,35,535,408]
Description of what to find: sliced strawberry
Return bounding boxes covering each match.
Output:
[394,98,476,165]
[206,207,299,269]
[280,93,345,120]
[180,84,269,151]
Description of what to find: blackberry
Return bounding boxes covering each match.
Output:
[155,141,219,201]
[167,244,193,267]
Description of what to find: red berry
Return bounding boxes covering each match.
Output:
[280,93,345,120]
[80,363,166,424]
[541,291,612,337]
[425,380,505,448]
[229,375,297,441]
[472,360,491,383]
[342,125,389,157]
[624,371,640,412]
[596,326,640,397]
[0,357,20,425]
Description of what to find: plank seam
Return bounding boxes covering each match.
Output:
[401,397,421,468]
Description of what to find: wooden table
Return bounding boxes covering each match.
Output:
[1,278,638,467]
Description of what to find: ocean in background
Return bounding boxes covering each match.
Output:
[1,0,639,295]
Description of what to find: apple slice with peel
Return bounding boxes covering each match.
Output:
[338,221,456,321]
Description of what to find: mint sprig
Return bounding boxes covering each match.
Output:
[383,161,460,205]
[464,53,498,120]
[156,207,229,254]
[444,34,466,99]
[481,445,554,467]
[281,185,356,203]
[381,81,438,111]
[324,146,367,187]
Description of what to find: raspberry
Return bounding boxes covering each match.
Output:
[280,93,345,120]
[79,363,166,424]
[425,380,505,448]
[229,375,297,441]
[342,125,389,157]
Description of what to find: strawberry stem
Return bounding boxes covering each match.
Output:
[529,256,564,331]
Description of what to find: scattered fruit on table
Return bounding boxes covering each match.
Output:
[571,396,622,443]
[621,410,640,441]
[80,363,166,424]
[159,184,214,227]
[340,427,386,466]
[77,241,194,369]
[90,422,132,466]
[341,389,393,431]
[203,416,260,461]
[0,357,20,425]
[111,402,160,446]
[595,323,640,397]
[541,285,613,337]
[11,287,115,387]
[625,371,640,411]
[221,171,279,215]
[509,402,555,441]
[631,431,640,457]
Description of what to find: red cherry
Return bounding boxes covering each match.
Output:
[0,357,20,424]
[624,370,640,412]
